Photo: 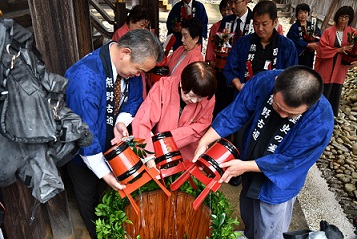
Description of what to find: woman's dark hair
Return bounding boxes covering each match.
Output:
[253,0,277,21]
[219,0,230,12]
[126,5,151,25]
[181,17,203,42]
[334,6,354,25]
[181,62,217,100]
[295,3,310,16]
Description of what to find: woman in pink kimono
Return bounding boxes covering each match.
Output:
[205,0,232,66]
[112,5,150,41]
[314,6,357,117]
[166,17,204,78]
[132,62,216,166]
[112,5,151,99]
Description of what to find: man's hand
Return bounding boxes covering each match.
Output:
[111,122,129,145]
[218,159,245,183]
[232,78,244,91]
[102,172,126,191]
[218,159,261,183]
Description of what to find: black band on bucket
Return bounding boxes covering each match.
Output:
[217,139,240,159]
[152,131,173,142]
[155,151,182,164]
[200,154,225,176]
[116,160,143,182]
[104,142,130,161]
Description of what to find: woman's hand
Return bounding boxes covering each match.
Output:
[307,42,318,51]
[338,45,353,54]
[349,61,357,68]
[146,160,156,169]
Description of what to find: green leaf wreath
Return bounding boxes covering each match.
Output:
[95,138,241,239]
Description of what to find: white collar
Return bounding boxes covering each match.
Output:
[238,9,249,24]
[109,42,118,80]
[184,0,193,9]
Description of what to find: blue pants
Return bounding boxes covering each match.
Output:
[240,178,296,239]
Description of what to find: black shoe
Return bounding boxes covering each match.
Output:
[228,176,242,186]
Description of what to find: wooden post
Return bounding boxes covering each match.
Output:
[27,0,93,75]
[140,0,159,37]
[321,0,339,32]
[45,191,73,239]
[2,182,46,239]
[115,0,126,32]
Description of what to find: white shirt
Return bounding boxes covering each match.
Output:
[234,9,249,33]
[184,1,193,16]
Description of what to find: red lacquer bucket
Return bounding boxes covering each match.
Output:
[152,131,193,183]
[170,138,240,210]
[152,131,182,168]
[104,141,144,185]
[197,138,240,178]
[104,141,171,215]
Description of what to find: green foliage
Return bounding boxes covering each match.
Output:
[95,190,132,239]
[95,174,240,238]
[126,138,153,159]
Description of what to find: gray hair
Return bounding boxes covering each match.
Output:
[273,65,323,108]
[117,29,164,64]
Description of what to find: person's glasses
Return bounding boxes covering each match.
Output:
[339,15,350,19]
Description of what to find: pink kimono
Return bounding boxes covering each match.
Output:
[132,75,215,161]
[166,44,203,78]
[112,24,130,42]
[205,20,221,62]
[314,25,357,84]
[111,24,148,98]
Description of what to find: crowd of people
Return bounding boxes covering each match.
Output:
[63,1,357,238]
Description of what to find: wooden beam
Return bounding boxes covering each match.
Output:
[321,0,339,32]
[46,190,73,239]
[28,0,92,75]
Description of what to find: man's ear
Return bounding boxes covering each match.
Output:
[273,18,279,27]
[121,47,132,55]
[118,47,132,60]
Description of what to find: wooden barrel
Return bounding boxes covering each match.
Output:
[124,190,211,239]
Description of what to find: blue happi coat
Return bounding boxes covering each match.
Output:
[65,44,143,164]
[223,33,298,95]
[213,70,334,203]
